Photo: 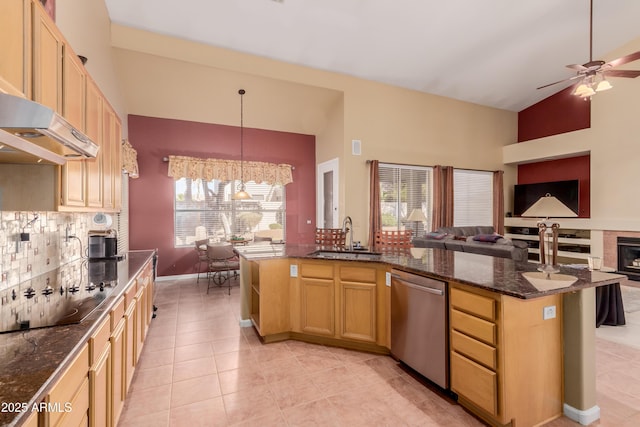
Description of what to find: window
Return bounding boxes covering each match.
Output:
[453,169,493,227]
[379,163,433,235]
[174,179,285,247]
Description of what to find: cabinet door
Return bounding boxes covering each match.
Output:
[85,77,103,208]
[0,0,30,96]
[113,117,122,210]
[46,344,89,427]
[102,105,121,210]
[32,1,62,112]
[111,318,126,425]
[62,46,85,130]
[89,343,111,427]
[135,286,146,361]
[124,302,136,393]
[339,281,376,342]
[300,277,334,336]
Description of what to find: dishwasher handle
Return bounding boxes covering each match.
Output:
[391,274,444,296]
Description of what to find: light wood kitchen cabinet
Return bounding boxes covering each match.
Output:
[85,77,104,208]
[102,105,122,211]
[449,282,563,427]
[299,261,335,337]
[338,265,377,343]
[248,258,290,337]
[110,317,126,426]
[32,0,62,112]
[44,343,89,427]
[88,316,111,427]
[123,290,137,393]
[0,0,31,97]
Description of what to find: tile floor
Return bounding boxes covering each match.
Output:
[118,277,640,427]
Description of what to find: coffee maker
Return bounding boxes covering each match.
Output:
[88,229,119,260]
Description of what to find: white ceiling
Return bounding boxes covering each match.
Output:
[104,0,640,112]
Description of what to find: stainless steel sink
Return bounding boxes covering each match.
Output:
[308,250,382,261]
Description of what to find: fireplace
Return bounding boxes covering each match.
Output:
[617,237,640,281]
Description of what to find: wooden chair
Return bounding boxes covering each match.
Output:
[206,244,240,294]
[374,230,413,252]
[315,228,346,248]
[194,239,209,283]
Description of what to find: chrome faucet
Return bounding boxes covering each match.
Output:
[342,216,353,251]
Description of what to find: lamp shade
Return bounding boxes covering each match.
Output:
[521,193,577,219]
[407,208,427,222]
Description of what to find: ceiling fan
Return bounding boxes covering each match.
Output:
[537,0,640,98]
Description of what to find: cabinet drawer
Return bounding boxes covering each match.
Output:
[111,296,125,329]
[451,308,496,345]
[339,265,376,283]
[124,283,137,309]
[450,287,496,321]
[89,316,110,365]
[48,344,89,426]
[300,262,334,279]
[451,329,497,370]
[451,351,497,416]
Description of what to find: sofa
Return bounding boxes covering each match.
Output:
[412,226,529,262]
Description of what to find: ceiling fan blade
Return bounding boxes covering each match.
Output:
[566,64,587,71]
[605,51,640,69]
[604,69,640,78]
[536,75,581,90]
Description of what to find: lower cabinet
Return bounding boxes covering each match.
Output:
[299,262,335,337]
[110,317,126,425]
[247,258,291,336]
[449,281,563,427]
[44,344,90,427]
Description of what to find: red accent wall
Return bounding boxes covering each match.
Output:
[518,86,591,142]
[127,115,316,276]
[517,155,590,217]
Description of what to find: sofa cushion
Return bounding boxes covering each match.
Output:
[473,234,502,243]
[424,232,448,240]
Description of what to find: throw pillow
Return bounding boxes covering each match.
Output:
[473,233,503,243]
[425,232,447,240]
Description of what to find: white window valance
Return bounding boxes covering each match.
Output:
[167,155,293,185]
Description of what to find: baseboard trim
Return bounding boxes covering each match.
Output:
[238,319,253,328]
[563,403,600,425]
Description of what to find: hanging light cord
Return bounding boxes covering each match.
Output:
[239,89,245,189]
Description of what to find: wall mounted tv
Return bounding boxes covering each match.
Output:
[513,179,579,217]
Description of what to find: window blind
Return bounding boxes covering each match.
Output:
[453,169,493,227]
[378,163,432,235]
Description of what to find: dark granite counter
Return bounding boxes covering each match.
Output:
[236,243,626,299]
[0,250,155,427]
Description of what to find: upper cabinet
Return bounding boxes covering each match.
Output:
[0,0,31,97]
[8,0,123,212]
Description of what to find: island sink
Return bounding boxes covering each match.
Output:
[308,250,382,261]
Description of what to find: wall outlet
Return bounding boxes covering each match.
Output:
[385,272,391,287]
[290,264,298,278]
[543,305,556,320]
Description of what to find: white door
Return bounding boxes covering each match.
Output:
[317,158,339,228]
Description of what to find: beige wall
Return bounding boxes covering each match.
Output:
[504,37,640,233]
[108,25,517,243]
[52,4,518,244]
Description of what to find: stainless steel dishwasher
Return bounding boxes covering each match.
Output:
[390,269,448,389]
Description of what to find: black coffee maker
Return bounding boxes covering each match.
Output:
[88,229,118,260]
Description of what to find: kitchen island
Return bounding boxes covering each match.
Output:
[0,250,156,427]
[236,243,626,426]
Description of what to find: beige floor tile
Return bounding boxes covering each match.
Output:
[170,373,222,408]
[117,276,640,427]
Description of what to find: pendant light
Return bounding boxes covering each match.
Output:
[233,89,251,200]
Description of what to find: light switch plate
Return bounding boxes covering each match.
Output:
[290,264,298,278]
[543,305,556,320]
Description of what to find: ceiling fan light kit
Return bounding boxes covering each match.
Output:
[537,0,640,100]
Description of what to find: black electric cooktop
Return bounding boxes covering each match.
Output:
[0,259,121,334]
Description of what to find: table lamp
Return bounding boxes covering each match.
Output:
[521,193,577,274]
[406,208,427,238]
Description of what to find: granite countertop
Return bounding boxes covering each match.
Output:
[235,243,627,299]
[0,250,155,427]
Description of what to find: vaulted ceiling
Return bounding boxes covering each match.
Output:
[104,0,640,112]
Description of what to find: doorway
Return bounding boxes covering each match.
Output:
[317,158,339,228]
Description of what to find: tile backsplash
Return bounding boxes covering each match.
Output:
[0,211,93,291]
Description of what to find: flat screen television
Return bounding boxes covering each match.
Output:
[513,179,579,217]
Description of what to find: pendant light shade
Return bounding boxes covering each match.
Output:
[233,89,251,200]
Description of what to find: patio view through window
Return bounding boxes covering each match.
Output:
[174,178,285,247]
